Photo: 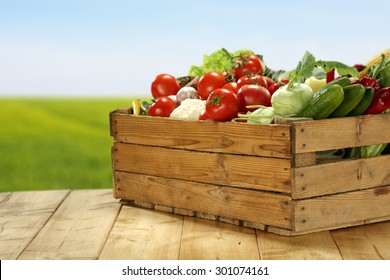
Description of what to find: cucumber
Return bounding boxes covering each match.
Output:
[296,84,344,119]
[347,87,375,116]
[329,84,365,118]
[319,76,351,90]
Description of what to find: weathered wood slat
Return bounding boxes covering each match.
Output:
[0,190,69,260]
[292,154,390,199]
[331,221,390,260]
[179,216,260,260]
[292,114,390,153]
[18,189,120,260]
[113,142,291,194]
[115,171,293,229]
[256,230,342,260]
[110,112,291,158]
[99,206,183,260]
[294,185,390,232]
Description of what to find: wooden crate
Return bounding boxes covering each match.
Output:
[110,108,390,235]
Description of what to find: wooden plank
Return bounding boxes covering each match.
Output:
[292,114,390,153]
[292,155,390,199]
[331,221,390,260]
[113,143,291,194]
[179,216,260,260]
[18,189,120,260]
[110,112,291,158]
[114,171,292,229]
[256,230,342,260]
[0,190,69,260]
[99,206,183,260]
[294,185,390,232]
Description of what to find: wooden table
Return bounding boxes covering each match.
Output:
[1,189,390,260]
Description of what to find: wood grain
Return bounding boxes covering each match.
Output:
[292,114,390,153]
[331,221,390,260]
[110,112,291,158]
[179,216,260,260]
[113,143,291,193]
[0,190,69,260]
[115,171,292,229]
[294,185,390,232]
[18,189,120,260]
[99,206,183,260]
[256,230,342,260]
[293,155,390,198]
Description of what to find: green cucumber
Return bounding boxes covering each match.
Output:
[347,87,375,116]
[329,84,365,118]
[296,84,344,119]
[326,76,351,88]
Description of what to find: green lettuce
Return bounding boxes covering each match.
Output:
[188,48,254,77]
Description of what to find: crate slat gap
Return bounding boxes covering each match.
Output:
[110,110,390,235]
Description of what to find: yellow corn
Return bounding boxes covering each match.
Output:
[360,48,390,78]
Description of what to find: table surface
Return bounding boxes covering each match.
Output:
[1,189,390,260]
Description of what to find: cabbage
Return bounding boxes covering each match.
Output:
[271,83,313,117]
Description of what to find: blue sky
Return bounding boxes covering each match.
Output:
[0,0,389,97]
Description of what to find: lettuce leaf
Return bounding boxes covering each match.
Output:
[188,48,254,77]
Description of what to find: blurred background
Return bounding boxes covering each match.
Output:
[1,0,388,191]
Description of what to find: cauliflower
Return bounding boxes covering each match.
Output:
[169,99,206,121]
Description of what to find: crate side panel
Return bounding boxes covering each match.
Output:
[114,171,292,229]
[113,142,292,194]
[294,185,390,232]
[293,154,390,199]
[292,114,390,153]
[110,113,291,158]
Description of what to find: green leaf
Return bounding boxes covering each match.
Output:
[316,60,359,77]
[288,51,316,88]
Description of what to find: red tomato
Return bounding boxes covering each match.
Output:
[151,74,180,99]
[280,78,289,85]
[236,84,271,112]
[221,70,234,83]
[234,54,265,80]
[197,72,226,100]
[263,76,276,86]
[237,75,268,89]
[223,82,239,94]
[268,83,280,95]
[147,96,177,117]
[198,109,211,121]
[206,88,239,122]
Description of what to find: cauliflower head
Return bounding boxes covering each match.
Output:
[169,99,206,121]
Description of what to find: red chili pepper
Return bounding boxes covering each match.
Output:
[326,69,335,83]
[359,77,381,92]
[364,87,390,115]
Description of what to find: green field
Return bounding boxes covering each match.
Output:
[0,97,135,192]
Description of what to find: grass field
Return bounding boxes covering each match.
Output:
[0,97,135,192]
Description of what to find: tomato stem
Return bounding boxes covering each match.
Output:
[209,93,224,107]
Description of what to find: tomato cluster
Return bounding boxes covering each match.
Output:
[148,54,284,122]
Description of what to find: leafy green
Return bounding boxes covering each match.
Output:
[288,51,317,88]
[377,58,390,88]
[188,48,254,77]
[288,51,359,89]
[316,60,359,77]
